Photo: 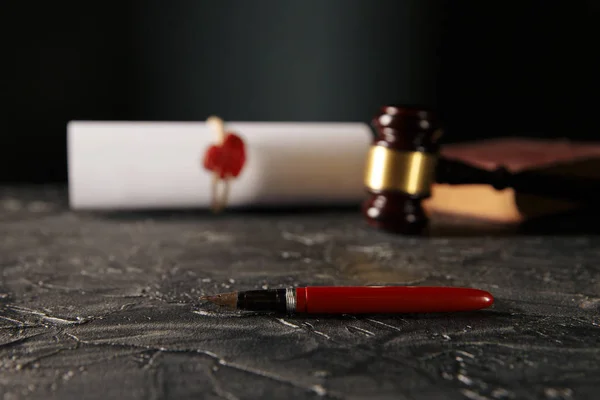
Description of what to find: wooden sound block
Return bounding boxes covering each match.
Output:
[423,138,600,223]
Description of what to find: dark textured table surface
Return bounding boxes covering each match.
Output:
[1,186,599,400]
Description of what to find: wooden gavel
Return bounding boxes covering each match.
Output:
[362,105,600,234]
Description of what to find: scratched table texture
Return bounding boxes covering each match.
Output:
[0,186,599,400]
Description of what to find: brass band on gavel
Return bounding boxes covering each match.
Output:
[363,146,438,197]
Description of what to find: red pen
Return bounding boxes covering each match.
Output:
[201,286,494,314]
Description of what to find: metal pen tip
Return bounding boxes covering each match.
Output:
[200,292,238,308]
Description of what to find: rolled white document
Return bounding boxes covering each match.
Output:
[67,121,373,210]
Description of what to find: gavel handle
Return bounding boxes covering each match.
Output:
[436,157,598,204]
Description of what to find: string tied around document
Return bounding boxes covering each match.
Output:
[202,116,247,213]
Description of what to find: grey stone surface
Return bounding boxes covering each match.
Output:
[0,186,599,399]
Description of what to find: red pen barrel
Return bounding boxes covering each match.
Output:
[295,286,494,314]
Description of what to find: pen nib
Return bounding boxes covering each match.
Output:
[200,292,238,309]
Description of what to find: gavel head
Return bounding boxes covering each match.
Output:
[362,105,443,235]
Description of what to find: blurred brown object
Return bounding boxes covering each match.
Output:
[424,138,600,223]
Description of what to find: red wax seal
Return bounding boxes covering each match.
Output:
[203,132,246,179]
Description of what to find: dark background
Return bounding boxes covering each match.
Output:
[1,1,598,183]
